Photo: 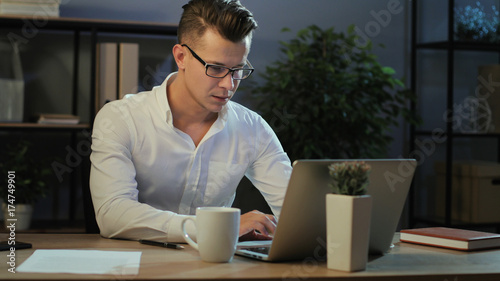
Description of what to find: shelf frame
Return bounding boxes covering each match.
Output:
[409,0,500,230]
[0,15,178,233]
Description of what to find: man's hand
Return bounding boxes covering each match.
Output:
[239,210,277,241]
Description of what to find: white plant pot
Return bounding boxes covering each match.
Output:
[2,203,33,231]
[326,193,372,272]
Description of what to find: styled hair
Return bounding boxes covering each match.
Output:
[178,0,258,45]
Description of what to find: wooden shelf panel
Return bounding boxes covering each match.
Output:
[414,130,500,138]
[0,15,178,35]
[0,122,90,130]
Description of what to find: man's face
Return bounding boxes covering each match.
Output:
[183,29,251,114]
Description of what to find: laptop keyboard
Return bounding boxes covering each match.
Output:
[243,247,270,255]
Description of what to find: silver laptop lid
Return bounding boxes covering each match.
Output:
[262,159,416,261]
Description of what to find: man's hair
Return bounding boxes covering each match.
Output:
[178,0,258,45]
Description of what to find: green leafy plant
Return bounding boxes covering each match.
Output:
[328,161,371,196]
[250,25,419,161]
[454,2,499,43]
[0,140,52,205]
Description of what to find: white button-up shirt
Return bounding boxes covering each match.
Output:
[90,73,292,242]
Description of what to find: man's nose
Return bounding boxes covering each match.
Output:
[218,72,235,90]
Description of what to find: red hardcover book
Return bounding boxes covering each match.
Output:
[400,227,500,251]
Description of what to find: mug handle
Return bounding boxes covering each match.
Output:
[181,217,198,250]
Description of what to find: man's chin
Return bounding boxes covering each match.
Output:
[208,103,226,113]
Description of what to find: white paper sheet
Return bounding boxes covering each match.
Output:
[17,250,142,275]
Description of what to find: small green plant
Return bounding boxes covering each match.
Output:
[328,162,371,196]
[454,2,499,43]
[0,140,52,205]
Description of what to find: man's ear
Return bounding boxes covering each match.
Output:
[172,44,186,70]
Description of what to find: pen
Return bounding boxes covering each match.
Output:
[139,239,184,249]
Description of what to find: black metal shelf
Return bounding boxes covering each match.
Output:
[416,41,500,52]
[0,15,178,233]
[410,0,500,231]
[414,130,500,138]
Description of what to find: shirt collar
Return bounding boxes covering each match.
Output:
[158,72,229,128]
[160,72,176,126]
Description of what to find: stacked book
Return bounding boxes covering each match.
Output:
[36,113,80,125]
[400,227,500,251]
[0,0,61,17]
[95,42,139,111]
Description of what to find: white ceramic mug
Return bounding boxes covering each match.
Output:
[181,207,240,263]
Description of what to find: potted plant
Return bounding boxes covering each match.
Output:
[0,140,52,230]
[326,161,372,272]
[249,25,419,162]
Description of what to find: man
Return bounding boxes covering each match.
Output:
[90,0,292,242]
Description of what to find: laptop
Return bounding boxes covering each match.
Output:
[236,159,417,262]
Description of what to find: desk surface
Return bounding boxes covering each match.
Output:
[1,233,500,281]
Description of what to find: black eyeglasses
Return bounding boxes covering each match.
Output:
[181,44,254,80]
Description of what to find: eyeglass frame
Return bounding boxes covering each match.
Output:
[181,44,254,80]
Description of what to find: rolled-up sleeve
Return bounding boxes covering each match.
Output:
[245,116,292,218]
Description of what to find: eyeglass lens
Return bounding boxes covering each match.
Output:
[206,65,252,79]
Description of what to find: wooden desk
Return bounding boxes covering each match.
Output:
[1,233,500,280]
